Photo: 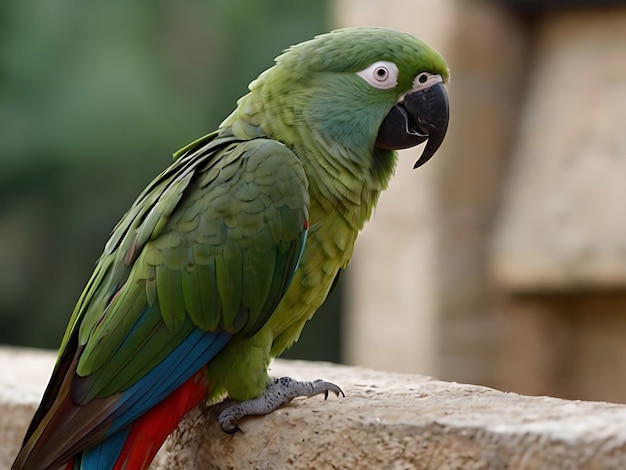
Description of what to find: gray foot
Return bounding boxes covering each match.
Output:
[217,377,344,433]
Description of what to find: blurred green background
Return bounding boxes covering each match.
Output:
[0,0,342,362]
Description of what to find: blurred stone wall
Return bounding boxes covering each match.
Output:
[490,5,626,402]
[337,0,626,402]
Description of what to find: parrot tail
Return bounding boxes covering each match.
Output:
[65,368,209,470]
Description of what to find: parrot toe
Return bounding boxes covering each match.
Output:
[216,377,344,433]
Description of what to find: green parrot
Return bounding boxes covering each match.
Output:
[13,26,449,470]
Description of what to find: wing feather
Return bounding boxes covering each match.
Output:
[14,134,309,469]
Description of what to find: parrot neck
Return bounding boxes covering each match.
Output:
[222,89,398,231]
[298,143,392,231]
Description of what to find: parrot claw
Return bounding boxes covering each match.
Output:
[217,376,344,433]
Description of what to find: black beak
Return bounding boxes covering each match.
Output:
[375,81,449,169]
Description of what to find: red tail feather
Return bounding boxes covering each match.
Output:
[109,369,209,470]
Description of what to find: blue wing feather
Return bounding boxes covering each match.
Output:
[107,323,231,435]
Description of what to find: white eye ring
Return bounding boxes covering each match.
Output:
[357,61,399,90]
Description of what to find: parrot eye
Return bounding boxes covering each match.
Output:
[357,61,399,90]
[374,66,389,81]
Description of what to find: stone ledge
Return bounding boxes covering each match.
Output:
[2,347,626,469]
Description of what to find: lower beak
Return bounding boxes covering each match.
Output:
[375,81,449,169]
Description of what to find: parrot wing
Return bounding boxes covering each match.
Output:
[15,133,309,469]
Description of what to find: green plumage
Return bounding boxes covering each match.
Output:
[68,27,449,402]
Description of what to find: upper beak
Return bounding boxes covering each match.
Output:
[374,80,449,169]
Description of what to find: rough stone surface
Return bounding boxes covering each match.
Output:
[490,7,626,292]
[4,347,626,469]
[0,347,57,470]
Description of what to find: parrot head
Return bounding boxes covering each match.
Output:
[239,27,450,171]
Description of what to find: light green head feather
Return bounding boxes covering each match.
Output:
[225,27,448,165]
[220,27,449,226]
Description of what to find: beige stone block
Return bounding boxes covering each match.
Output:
[0,347,57,470]
[491,8,626,292]
[4,347,626,469]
